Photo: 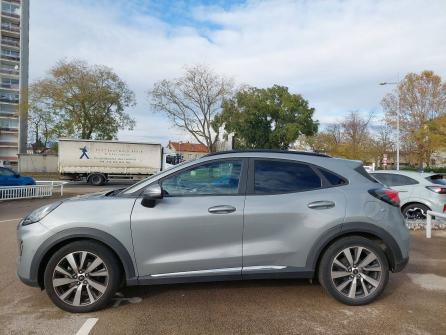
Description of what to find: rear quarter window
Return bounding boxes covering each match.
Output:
[318,168,347,186]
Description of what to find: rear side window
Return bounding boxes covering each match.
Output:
[371,173,418,186]
[318,168,346,186]
[254,160,321,194]
[426,174,446,185]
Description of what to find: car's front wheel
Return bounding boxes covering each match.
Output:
[318,236,389,305]
[44,241,121,313]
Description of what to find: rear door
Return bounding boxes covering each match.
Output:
[242,158,347,276]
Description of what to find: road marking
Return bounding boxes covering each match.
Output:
[76,318,98,335]
[0,218,21,223]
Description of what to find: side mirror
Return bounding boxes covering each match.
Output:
[15,173,20,178]
[141,184,163,208]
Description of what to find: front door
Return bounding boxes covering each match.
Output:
[130,159,247,280]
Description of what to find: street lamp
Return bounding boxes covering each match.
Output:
[379,81,400,170]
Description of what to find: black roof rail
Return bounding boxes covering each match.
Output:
[203,149,331,158]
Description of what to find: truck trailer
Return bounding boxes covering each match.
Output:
[58,139,165,185]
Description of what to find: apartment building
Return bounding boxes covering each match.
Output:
[0,0,29,166]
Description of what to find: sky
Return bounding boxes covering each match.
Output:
[29,0,446,145]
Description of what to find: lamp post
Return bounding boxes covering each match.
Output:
[379,81,400,170]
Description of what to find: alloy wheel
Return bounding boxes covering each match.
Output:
[330,246,383,300]
[405,207,427,220]
[52,251,109,306]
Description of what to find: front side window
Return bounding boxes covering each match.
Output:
[254,160,321,194]
[161,160,242,196]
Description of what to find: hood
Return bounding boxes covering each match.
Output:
[65,190,111,201]
[21,176,36,184]
[64,188,124,202]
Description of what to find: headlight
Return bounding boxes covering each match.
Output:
[22,201,62,226]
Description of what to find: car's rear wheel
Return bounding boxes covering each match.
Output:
[402,203,429,220]
[318,236,389,305]
[44,241,121,313]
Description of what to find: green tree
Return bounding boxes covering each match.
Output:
[30,60,136,140]
[216,85,318,149]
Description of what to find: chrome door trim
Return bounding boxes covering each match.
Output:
[150,267,242,278]
[242,265,287,272]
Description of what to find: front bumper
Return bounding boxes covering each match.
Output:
[16,221,51,288]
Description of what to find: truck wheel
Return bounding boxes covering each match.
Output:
[88,174,105,186]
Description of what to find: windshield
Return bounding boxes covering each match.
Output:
[426,174,446,185]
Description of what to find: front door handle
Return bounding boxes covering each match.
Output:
[307,201,335,210]
[208,205,236,214]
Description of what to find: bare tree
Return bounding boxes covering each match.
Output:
[150,64,234,152]
[341,110,374,159]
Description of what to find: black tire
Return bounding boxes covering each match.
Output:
[402,203,430,220]
[318,236,389,306]
[44,240,121,313]
[88,173,105,186]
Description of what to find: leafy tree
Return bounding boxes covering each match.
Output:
[216,85,318,149]
[382,70,446,167]
[30,60,136,140]
[27,85,57,152]
[150,64,234,152]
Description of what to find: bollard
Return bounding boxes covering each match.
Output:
[426,212,432,239]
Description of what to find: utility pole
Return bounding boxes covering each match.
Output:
[379,81,400,170]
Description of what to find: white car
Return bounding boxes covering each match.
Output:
[370,170,446,219]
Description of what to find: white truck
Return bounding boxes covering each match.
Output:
[58,139,166,186]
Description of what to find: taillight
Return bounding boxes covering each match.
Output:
[443,204,446,213]
[426,186,446,194]
[368,188,400,207]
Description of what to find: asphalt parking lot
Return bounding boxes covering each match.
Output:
[1,183,446,334]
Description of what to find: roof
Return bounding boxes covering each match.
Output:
[371,170,438,177]
[169,141,208,153]
[203,149,330,158]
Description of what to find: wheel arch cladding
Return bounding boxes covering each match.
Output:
[32,228,136,289]
[307,222,404,273]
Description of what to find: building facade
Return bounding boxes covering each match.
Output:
[0,0,29,166]
[167,141,209,161]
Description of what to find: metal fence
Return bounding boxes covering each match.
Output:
[0,185,53,200]
[36,181,67,196]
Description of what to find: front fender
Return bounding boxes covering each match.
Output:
[30,228,137,288]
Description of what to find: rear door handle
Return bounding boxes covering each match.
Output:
[307,201,335,210]
[208,205,236,214]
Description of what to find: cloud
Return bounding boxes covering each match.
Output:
[29,0,446,143]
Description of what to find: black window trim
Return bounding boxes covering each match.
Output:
[246,158,348,196]
[147,157,249,198]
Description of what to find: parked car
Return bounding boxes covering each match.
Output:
[0,167,35,186]
[370,170,446,220]
[17,150,410,313]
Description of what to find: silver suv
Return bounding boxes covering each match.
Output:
[17,150,410,313]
